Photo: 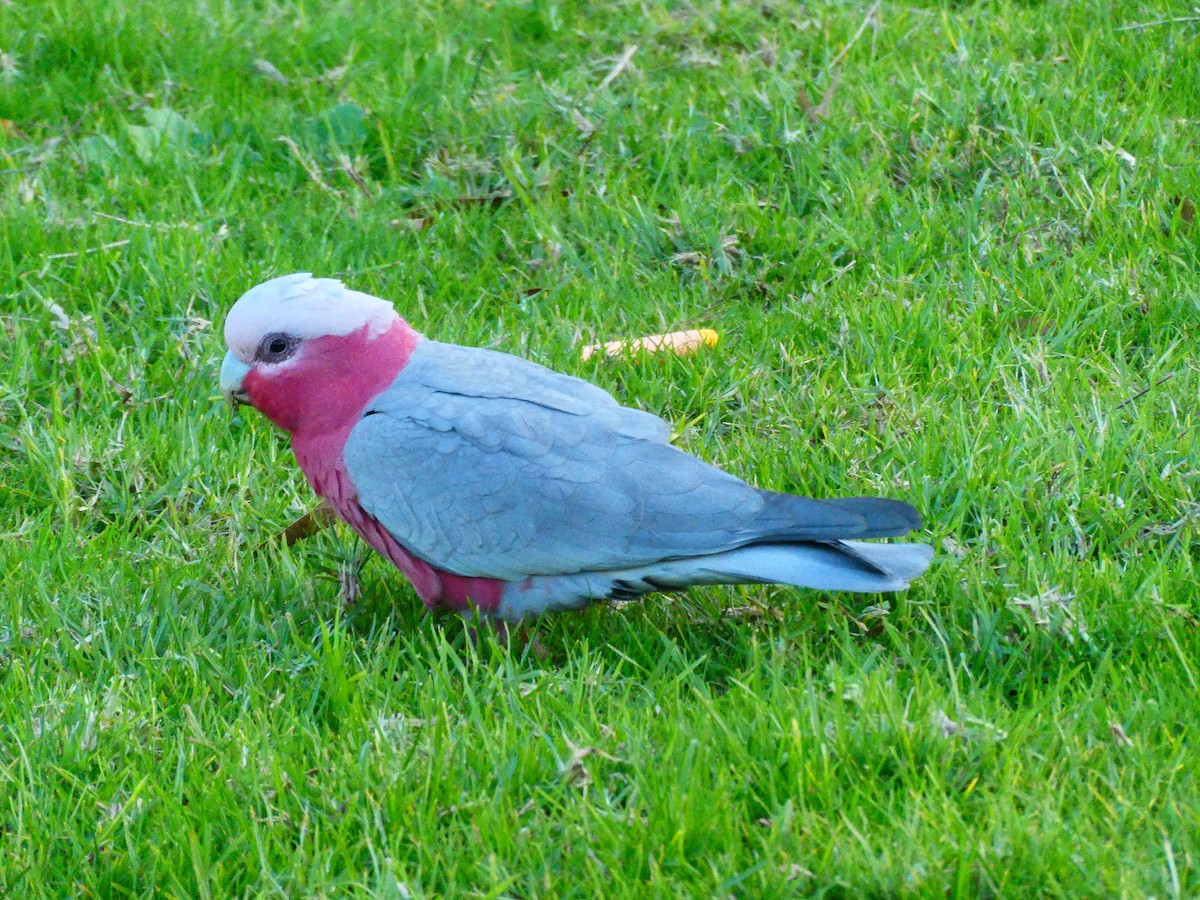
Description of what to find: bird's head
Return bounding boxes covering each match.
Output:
[220,273,419,438]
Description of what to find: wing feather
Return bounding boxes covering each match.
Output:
[343,340,868,580]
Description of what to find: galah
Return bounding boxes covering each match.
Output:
[220,274,932,622]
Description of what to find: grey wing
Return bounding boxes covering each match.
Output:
[402,340,672,443]
[342,340,769,580]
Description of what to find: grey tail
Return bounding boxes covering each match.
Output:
[824,539,934,582]
[702,492,933,591]
[818,496,923,538]
[594,538,934,599]
[521,494,934,611]
[754,492,923,542]
[691,539,933,593]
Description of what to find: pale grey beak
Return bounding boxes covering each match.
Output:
[220,351,252,408]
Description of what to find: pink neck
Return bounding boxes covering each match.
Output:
[244,319,418,448]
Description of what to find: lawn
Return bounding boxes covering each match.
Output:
[2,0,1198,895]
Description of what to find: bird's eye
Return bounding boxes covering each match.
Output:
[257,332,296,362]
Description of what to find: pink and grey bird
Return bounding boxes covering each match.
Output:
[220,274,932,622]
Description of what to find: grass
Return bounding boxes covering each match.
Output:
[1,0,1198,895]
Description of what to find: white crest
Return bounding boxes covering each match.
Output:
[223,273,399,363]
